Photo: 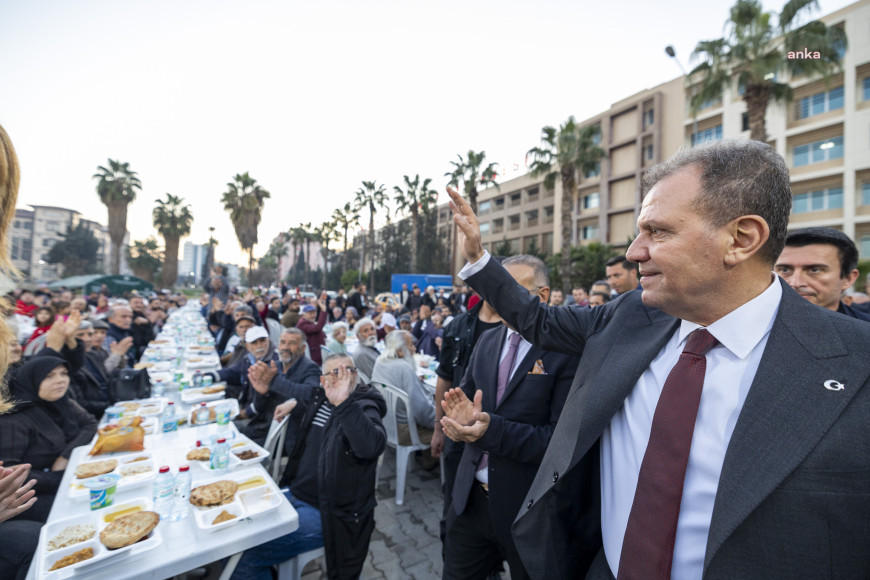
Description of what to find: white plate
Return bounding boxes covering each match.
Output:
[186,357,220,370]
[190,468,282,532]
[180,384,227,404]
[187,398,240,426]
[68,453,156,501]
[230,443,270,468]
[38,499,162,578]
[193,501,244,532]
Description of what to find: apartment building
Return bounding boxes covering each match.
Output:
[9,205,127,283]
[435,0,870,275]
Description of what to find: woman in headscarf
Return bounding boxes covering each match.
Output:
[0,355,97,523]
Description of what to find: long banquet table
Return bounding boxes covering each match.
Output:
[27,304,299,580]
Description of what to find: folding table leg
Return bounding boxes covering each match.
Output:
[219,552,244,580]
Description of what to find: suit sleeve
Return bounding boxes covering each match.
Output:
[466,257,601,356]
[474,354,578,465]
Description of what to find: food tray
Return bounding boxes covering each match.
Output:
[187,398,240,425]
[37,497,162,578]
[68,453,156,501]
[113,398,167,418]
[180,383,227,404]
[184,443,242,472]
[229,437,270,468]
[190,468,283,532]
[186,356,220,370]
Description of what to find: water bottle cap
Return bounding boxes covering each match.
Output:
[168,402,174,406]
[179,465,190,472]
[217,438,226,444]
[200,403,206,407]
[159,466,170,473]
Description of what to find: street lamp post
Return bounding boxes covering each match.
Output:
[665,45,699,145]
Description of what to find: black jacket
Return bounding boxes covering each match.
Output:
[435,300,485,385]
[280,384,386,578]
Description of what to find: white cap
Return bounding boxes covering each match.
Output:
[380,313,397,329]
[245,326,270,343]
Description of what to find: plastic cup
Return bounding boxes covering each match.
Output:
[83,474,120,510]
[105,406,124,423]
[215,403,231,426]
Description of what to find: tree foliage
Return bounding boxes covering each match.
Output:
[221,172,270,279]
[689,0,846,141]
[45,222,101,277]
[126,237,162,282]
[93,159,141,274]
[153,193,193,289]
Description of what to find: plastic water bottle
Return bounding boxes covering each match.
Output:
[192,370,202,387]
[153,466,174,520]
[152,380,165,397]
[170,465,191,521]
[210,437,229,472]
[162,402,178,433]
[196,403,210,425]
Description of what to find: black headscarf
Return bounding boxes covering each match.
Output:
[9,356,78,441]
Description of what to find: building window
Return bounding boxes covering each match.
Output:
[792,187,843,214]
[741,112,750,132]
[690,125,723,146]
[478,201,491,215]
[862,235,870,258]
[644,143,654,161]
[541,232,553,255]
[492,218,504,234]
[526,209,539,227]
[43,268,54,278]
[582,192,600,210]
[509,214,521,231]
[580,224,599,240]
[797,86,844,119]
[494,197,505,211]
[527,187,539,202]
[584,162,601,179]
[45,221,60,232]
[861,182,870,206]
[863,77,870,101]
[42,238,54,247]
[544,206,554,224]
[480,222,490,236]
[24,221,32,230]
[643,108,654,129]
[510,193,522,207]
[793,136,843,167]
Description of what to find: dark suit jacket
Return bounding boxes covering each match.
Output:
[467,257,870,579]
[451,325,578,552]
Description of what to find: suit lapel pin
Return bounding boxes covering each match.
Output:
[823,379,844,392]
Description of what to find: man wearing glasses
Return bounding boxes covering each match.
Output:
[231,354,386,580]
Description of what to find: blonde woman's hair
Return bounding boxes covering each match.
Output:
[0,124,21,414]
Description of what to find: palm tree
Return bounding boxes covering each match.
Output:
[332,203,359,275]
[689,0,846,142]
[203,226,218,283]
[314,220,338,289]
[527,118,606,292]
[445,150,499,214]
[126,237,162,282]
[302,222,314,288]
[220,172,270,279]
[152,193,193,289]
[393,174,438,273]
[354,181,387,292]
[93,159,142,274]
[290,225,308,285]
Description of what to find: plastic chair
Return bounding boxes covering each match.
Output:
[265,318,282,345]
[372,381,430,506]
[263,416,290,481]
[277,546,325,580]
[319,345,334,362]
[357,368,371,386]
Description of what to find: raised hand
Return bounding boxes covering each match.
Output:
[0,463,37,523]
[440,409,491,443]
[446,186,485,264]
[110,336,134,355]
[323,365,354,407]
[441,388,482,426]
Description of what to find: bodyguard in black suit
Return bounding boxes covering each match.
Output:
[440,255,579,580]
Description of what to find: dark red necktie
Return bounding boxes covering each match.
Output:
[618,328,719,580]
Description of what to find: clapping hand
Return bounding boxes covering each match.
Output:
[323,365,354,407]
[440,388,490,443]
[247,361,278,395]
[110,336,134,356]
[446,186,485,264]
[0,462,37,523]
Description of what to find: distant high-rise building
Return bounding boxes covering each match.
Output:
[180,241,207,285]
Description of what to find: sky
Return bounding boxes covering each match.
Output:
[0,0,857,267]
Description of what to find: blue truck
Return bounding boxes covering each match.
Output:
[390,274,454,295]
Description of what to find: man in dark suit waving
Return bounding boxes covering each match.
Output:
[447,139,870,579]
[440,254,579,580]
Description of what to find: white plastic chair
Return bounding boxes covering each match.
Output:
[263,416,290,481]
[265,318,282,345]
[372,381,430,506]
[319,345,334,362]
[277,546,325,580]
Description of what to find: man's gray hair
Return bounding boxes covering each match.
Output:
[234,304,254,316]
[502,254,549,288]
[643,138,791,265]
[380,330,412,361]
[107,304,131,320]
[353,317,375,335]
[322,352,353,371]
[280,327,305,340]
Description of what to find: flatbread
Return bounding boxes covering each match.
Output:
[190,480,238,507]
[99,511,159,549]
[212,510,237,524]
[186,448,211,461]
[201,385,225,395]
[75,459,118,479]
